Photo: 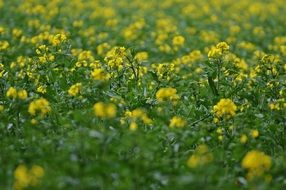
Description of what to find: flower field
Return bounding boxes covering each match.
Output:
[0,0,286,189]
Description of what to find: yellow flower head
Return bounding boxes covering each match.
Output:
[51,33,67,46]
[156,87,179,102]
[242,150,271,180]
[68,83,82,96]
[93,102,116,118]
[104,47,126,69]
[172,35,185,46]
[213,98,237,120]
[129,121,138,131]
[6,87,17,99]
[240,134,248,144]
[13,164,44,190]
[28,98,51,117]
[129,108,152,124]
[187,144,213,168]
[0,40,9,50]
[17,90,28,100]
[135,51,148,62]
[250,129,259,138]
[208,42,229,59]
[91,68,110,81]
[37,86,47,94]
[169,116,186,128]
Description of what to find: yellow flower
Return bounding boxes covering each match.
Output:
[250,129,259,138]
[104,47,126,69]
[216,42,229,51]
[135,51,148,61]
[156,87,179,102]
[12,28,22,38]
[37,86,47,94]
[187,144,213,168]
[172,35,185,46]
[13,164,44,190]
[213,98,237,120]
[208,46,222,59]
[96,43,110,56]
[240,134,248,144]
[17,90,28,100]
[169,116,186,128]
[129,121,138,131]
[31,119,38,125]
[68,83,82,96]
[268,102,280,110]
[6,87,17,99]
[91,68,110,81]
[242,150,271,180]
[93,102,116,118]
[29,165,44,185]
[208,42,229,59]
[129,108,152,124]
[51,33,67,46]
[14,165,30,190]
[28,98,51,117]
[0,40,9,50]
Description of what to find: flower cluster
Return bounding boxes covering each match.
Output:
[13,164,44,190]
[93,102,117,118]
[169,116,186,128]
[213,98,237,121]
[242,150,272,180]
[156,87,179,102]
[28,98,51,117]
[6,87,28,100]
[208,42,230,59]
[187,144,213,168]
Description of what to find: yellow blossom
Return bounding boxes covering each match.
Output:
[135,52,148,61]
[250,129,259,138]
[156,87,179,102]
[51,33,67,46]
[128,108,152,124]
[169,116,186,128]
[240,134,248,144]
[129,121,138,131]
[6,87,18,99]
[28,98,51,117]
[68,83,82,96]
[172,35,185,46]
[17,90,28,100]
[93,102,116,118]
[208,42,229,59]
[213,98,237,120]
[13,164,44,190]
[104,47,126,69]
[37,86,47,94]
[0,40,9,50]
[242,150,272,180]
[187,144,213,168]
[91,68,110,81]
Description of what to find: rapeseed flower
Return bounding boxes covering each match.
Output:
[28,98,51,117]
[169,116,186,128]
[93,102,116,118]
[242,150,271,180]
[68,83,82,96]
[187,144,213,168]
[13,164,44,190]
[156,87,179,102]
[213,98,237,120]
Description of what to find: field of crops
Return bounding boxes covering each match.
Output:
[0,0,286,189]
